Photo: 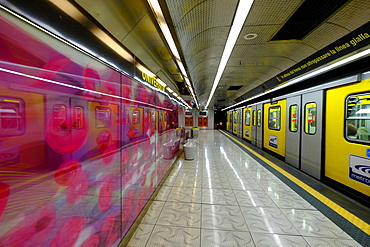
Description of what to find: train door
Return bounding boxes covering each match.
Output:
[300,90,323,180]
[232,110,238,135]
[152,110,159,137]
[286,96,301,169]
[229,111,233,132]
[226,111,231,132]
[70,98,89,161]
[325,79,370,198]
[89,101,119,165]
[263,100,286,157]
[243,107,252,141]
[251,105,257,146]
[237,109,243,138]
[46,97,89,165]
[256,103,263,149]
[130,106,144,138]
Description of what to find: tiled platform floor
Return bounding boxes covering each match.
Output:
[127,130,365,247]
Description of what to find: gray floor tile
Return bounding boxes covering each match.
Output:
[241,206,300,235]
[126,130,362,247]
[282,208,354,239]
[202,204,249,231]
[251,232,310,247]
[157,201,201,228]
[304,236,362,247]
[127,223,154,247]
[167,186,202,203]
[148,225,201,247]
[201,229,255,247]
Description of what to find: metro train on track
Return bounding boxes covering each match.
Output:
[227,71,370,204]
[0,7,181,246]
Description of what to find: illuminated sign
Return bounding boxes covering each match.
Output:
[141,72,165,91]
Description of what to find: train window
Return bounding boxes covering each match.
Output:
[95,106,112,128]
[253,110,256,126]
[74,106,84,129]
[53,104,67,131]
[132,109,141,124]
[346,93,370,143]
[257,110,262,127]
[289,105,299,132]
[268,106,280,130]
[245,110,250,126]
[304,103,316,134]
[0,97,25,137]
[233,112,237,124]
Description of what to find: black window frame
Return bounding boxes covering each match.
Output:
[268,106,281,131]
[304,102,317,135]
[289,104,299,132]
[345,92,370,144]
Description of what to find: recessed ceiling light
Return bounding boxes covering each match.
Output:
[244,33,257,40]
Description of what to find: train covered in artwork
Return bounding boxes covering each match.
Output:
[227,71,370,205]
[0,7,182,247]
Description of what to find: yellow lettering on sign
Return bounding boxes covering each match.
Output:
[141,72,165,91]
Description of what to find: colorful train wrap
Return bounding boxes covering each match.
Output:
[0,8,182,246]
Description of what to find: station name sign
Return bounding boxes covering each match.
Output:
[141,72,165,91]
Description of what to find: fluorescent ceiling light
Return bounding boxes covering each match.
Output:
[205,0,254,109]
[147,0,180,60]
[48,0,134,63]
[223,47,370,111]
[0,66,174,110]
[157,79,167,87]
[147,0,198,108]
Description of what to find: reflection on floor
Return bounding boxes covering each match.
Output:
[127,130,366,247]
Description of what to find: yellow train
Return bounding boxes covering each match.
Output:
[228,71,370,204]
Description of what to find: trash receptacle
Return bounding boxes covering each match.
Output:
[176,127,182,138]
[191,127,199,138]
[184,139,196,160]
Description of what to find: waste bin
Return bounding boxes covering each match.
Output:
[184,139,196,160]
[176,127,183,138]
[191,127,199,138]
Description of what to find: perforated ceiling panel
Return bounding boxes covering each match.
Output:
[163,0,369,107]
[72,0,370,108]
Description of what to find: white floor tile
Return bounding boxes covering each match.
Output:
[126,130,362,247]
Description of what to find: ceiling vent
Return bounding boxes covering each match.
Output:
[227,86,243,91]
[271,0,349,40]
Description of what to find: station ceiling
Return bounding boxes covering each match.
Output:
[2,0,370,109]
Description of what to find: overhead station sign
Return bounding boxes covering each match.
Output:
[278,32,370,82]
[273,21,370,86]
[235,22,370,104]
[141,72,165,91]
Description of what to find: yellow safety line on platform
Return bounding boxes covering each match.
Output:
[220,130,370,234]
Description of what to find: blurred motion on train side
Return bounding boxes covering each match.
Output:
[0,8,182,246]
